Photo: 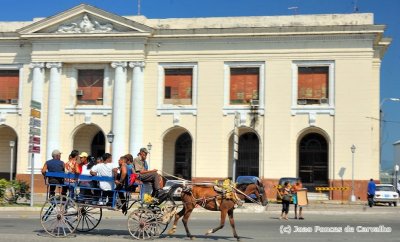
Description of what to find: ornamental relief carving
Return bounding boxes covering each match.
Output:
[56,14,115,33]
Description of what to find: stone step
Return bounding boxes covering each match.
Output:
[307,192,329,201]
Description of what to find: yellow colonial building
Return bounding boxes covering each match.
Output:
[0,4,390,199]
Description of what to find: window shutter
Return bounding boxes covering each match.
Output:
[0,70,19,103]
[77,70,104,105]
[164,68,193,105]
[298,67,328,100]
[230,68,259,105]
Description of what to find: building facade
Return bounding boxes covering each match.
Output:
[0,4,391,200]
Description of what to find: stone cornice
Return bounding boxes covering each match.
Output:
[153,25,385,37]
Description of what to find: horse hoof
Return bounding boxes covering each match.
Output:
[167,229,176,235]
[205,229,213,236]
[190,236,195,240]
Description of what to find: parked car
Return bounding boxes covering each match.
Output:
[276,177,300,203]
[374,184,398,206]
[236,176,263,201]
[162,180,187,200]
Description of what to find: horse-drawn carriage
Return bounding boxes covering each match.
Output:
[40,172,268,241]
[40,172,180,239]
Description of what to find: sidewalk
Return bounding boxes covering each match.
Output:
[1,193,398,214]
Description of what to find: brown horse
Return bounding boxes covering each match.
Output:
[167,181,268,241]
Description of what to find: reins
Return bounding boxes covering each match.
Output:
[231,186,262,206]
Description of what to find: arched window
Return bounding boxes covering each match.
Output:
[299,133,328,188]
[236,132,259,177]
[174,132,192,180]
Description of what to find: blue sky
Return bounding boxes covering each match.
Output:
[1,0,400,171]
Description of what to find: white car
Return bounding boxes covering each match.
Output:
[162,180,187,200]
[374,184,398,206]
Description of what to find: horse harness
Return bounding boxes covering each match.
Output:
[182,180,242,210]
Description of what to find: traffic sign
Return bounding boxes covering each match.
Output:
[29,118,41,127]
[29,145,40,154]
[29,127,40,136]
[29,136,40,145]
[30,109,41,119]
[30,100,41,110]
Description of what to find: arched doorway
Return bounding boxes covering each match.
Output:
[174,132,192,180]
[299,133,329,189]
[91,131,105,158]
[73,124,105,157]
[0,125,18,180]
[236,132,259,178]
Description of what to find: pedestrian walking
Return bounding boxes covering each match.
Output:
[279,181,291,220]
[367,178,376,207]
[396,179,400,195]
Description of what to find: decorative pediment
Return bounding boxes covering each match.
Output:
[18,4,153,36]
[55,14,114,33]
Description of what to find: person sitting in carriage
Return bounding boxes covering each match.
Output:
[41,149,68,198]
[114,155,129,214]
[90,153,115,206]
[132,148,163,199]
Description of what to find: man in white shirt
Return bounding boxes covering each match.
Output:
[90,153,115,205]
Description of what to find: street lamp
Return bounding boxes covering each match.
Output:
[106,131,114,153]
[9,141,15,181]
[147,142,152,169]
[380,98,400,167]
[350,144,356,202]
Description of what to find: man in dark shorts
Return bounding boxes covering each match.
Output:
[41,149,67,198]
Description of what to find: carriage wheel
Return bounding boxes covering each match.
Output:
[157,200,177,235]
[40,195,80,237]
[127,208,160,240]
[76,206,102,232]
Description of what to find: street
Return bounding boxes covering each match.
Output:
[0,204,399,242]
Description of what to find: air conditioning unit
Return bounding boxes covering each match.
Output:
[10,99,18,105]
[250,99,259,107]
[320,98,329,104]
[297,99,307,105]
[76,90,84,96]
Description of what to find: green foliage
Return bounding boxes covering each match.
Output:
[0,179,30,204]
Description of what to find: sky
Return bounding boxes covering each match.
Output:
[1,0,400,171]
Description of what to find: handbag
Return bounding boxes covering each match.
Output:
[282,194,292,202]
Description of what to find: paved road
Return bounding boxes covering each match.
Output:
[0,204,399,242]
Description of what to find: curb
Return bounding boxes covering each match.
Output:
[1,202,397,214]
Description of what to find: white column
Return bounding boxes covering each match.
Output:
[111,62,127,165]
[128,61,145,154]
[46,62,62,160]
[29,63,44,169]
[30,63,45,103]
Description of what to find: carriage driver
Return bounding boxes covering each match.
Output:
[132,147,163,197]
